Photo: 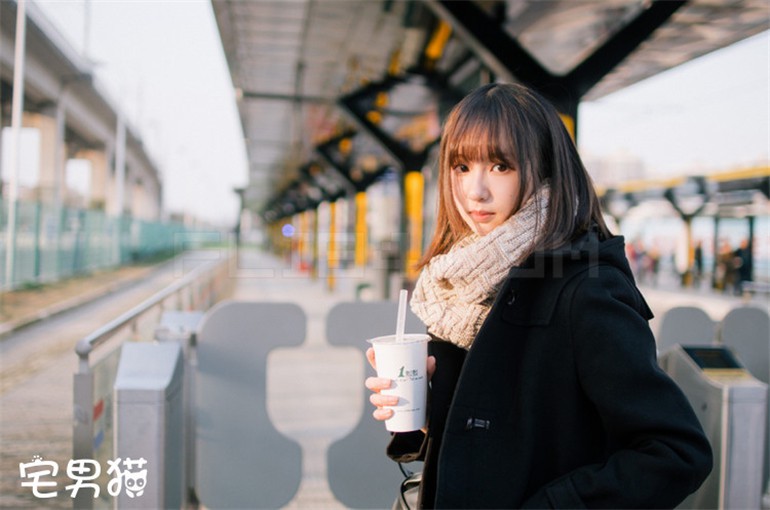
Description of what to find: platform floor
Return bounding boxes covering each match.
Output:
[0,248,764,509]
[229,251,363,509]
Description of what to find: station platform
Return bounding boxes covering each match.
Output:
[1,248,766,509]
[0,263,163,339]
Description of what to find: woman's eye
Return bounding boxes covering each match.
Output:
[492,163,509,172]
[453,164,469,173]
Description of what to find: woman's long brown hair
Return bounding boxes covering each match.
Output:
[416,83,610,271]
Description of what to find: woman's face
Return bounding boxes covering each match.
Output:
[451,159,521,236]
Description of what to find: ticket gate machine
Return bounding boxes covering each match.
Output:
[659,345,768,509]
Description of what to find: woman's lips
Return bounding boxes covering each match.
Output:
[469,210,494,222]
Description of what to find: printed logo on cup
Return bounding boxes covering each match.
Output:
[397,366,423,380]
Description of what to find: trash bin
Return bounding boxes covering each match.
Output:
[114,342,184,509]
[660,345,768,509]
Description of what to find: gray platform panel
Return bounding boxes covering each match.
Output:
[657,306,716,353]
[720,306,770,384]
[326,301,426,509]
[195,301,304,509]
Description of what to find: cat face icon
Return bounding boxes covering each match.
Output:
[124,469,147,498]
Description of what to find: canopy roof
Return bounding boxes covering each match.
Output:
[211,0,769,215]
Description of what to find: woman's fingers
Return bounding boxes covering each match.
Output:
[369,392,398,407]
[365,376,391,391]
[366,347,376,370]
[373,408,394,421]
[366,375,397,421]
[427,355,436,379]
[371,394,396,421]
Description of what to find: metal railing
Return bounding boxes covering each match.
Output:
[72,250,234,509]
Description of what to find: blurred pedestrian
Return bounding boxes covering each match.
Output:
[693,240,704,285]
[733,238,752,294]
[716,239,736,292]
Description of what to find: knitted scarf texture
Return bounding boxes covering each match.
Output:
[410,187,550,349]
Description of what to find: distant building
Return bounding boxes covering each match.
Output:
[582,149,646,187]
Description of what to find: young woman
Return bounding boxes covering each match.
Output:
[365,83,712,508]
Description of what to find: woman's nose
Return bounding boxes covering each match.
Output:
[466,171,490,201]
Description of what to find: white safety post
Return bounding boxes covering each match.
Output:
[113,106,126,263]
[4,0,27,289]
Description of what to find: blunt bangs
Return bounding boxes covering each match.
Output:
[443,97,519,170]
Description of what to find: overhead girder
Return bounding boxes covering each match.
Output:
[337,71,462,172]
[424,0,687,129]
[300,160,347,203]
[600,170,770,222]
[315,130,391,193]
[338,75,430,172]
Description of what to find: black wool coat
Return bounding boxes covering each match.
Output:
[389,233,712,509]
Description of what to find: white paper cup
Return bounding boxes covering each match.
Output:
[368,333,429,432]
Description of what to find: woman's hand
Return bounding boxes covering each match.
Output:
[364,347,436,421]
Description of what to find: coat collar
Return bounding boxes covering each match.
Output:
[498,232,638,326]
[506,231,633,282]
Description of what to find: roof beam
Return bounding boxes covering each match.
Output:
[241,90,334,103]
[338,77,429,171]
[425,0,688,130]
[424,0,553,87]
[566,1,688,98]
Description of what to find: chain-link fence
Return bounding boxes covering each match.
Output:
[0,198,193,290]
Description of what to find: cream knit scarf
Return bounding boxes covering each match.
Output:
[410,187,550,349]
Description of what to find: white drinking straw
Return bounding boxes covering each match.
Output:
[396,289,408,343]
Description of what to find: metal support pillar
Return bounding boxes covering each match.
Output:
[4,0,27,289]
[327,201,337,291]
[746,215,755,283]
[339,86,433,284]
[712,215,721,289]
[355,191,367,267]
[664,178,709,287]
[405,172,424,281]
[312,208,319,280]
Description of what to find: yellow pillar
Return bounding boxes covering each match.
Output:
[684,217,694,287]
[355,191,368,267]
[311,209,319,280]
[405,172,424,281]
[425,21,452,63]
[269,223,277,253]
[559,114,576,142]
[327,201,337,291]
[296,211,304,268]
[298,211,310,271]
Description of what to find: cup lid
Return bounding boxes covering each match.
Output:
[367,333,430,345]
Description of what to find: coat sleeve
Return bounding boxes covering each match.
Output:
[387,339,467,463]
[522,267,712,509]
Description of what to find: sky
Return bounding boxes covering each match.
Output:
[27,1,770,226]
[579,29,769,177]
[34,0,248,226]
